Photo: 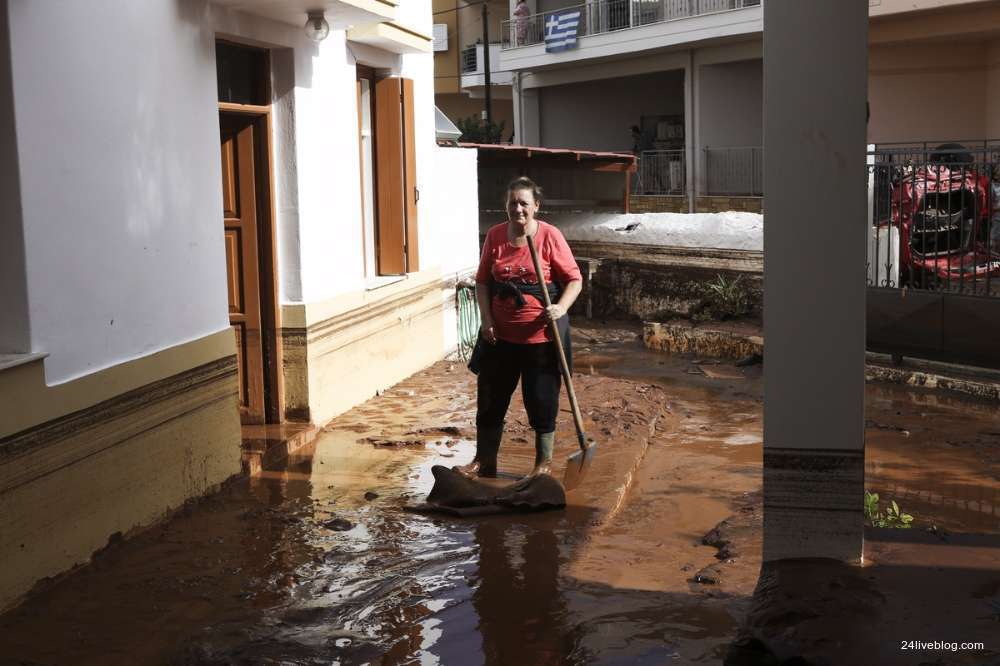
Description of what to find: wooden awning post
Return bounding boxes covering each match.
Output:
[623,170,631,214]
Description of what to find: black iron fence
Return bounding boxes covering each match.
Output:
[867,142,1000,296]
[632,150,686,195]
[866,141,1000,370]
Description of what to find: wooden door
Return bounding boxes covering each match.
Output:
[220,114,265,424]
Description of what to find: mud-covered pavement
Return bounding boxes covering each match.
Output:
[1,323,998,665]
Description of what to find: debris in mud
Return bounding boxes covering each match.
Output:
[361,437,426,448]
[734,353,763,367]
[701,500,761,563]
[322,518,354,531]
[693,570,721,585]
[364,491,379,501]
[864,419,910,433]
[328,423,371,433]
[404,426,465,437]
[699,365,746,380]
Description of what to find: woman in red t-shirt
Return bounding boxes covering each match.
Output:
[456,177,582,479]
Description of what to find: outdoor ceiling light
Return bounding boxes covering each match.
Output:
[305,10,330,42]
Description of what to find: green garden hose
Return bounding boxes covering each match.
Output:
[456,284,481,361]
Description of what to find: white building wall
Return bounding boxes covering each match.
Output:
[293,30,370,303]
[698,59,762,148]
[424,147,480,277]
[427,146,480,354]
[537,70,685,152]
[8,0,228,383]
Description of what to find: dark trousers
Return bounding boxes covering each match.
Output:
[476,339,561,434]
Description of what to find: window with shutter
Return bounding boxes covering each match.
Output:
[358,71,419,278]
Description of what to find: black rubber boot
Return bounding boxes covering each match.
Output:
[455,424,503,478]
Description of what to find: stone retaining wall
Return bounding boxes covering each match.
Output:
[568,240,763,321]
[643,321,764,360]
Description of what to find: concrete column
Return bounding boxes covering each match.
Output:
[684,49,696,211]
[0,0,30,353]
[514,79,540,146]
[762,0,868,562]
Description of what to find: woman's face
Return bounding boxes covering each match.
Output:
[506,188,539,230]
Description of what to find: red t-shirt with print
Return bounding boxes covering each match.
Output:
[475,220,582,344]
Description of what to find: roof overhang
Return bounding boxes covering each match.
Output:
[208,0,396,29]
[347,21,433,54]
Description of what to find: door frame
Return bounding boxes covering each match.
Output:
[219,102,284,424]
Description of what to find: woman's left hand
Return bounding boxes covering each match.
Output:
[545,304,566,321]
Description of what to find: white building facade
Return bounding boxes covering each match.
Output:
[0,0,479,610]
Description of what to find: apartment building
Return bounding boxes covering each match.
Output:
[433,0,517,140]
[0,0,479,610]
[500,0,1000,212]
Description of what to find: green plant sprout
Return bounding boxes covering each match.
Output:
[864,490,914,528]
[692,273,755,321]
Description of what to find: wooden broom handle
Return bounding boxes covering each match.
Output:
[525,233,588,451]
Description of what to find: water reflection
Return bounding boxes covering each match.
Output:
[473,520,572,664]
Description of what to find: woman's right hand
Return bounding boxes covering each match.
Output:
[481,320,497,344]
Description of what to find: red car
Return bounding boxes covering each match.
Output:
[890,146,1000,287]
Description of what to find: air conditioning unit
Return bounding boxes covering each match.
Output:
[433,24,448,52]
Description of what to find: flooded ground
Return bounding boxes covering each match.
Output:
[0,323,997,664]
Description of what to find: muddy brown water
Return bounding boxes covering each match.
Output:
[1,326,997,665]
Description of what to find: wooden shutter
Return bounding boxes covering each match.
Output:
[375,77,406,275]
[402,78,419,272]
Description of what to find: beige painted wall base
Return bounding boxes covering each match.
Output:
[282,273,451,426]
[0,333,242,611]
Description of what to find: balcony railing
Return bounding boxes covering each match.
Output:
[632,150,686,195]
[502,0,760,49]
[704,146,763,196]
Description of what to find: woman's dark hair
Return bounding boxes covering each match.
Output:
[505,176,543,206]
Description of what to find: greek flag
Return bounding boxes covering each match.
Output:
[544,9,581,53]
